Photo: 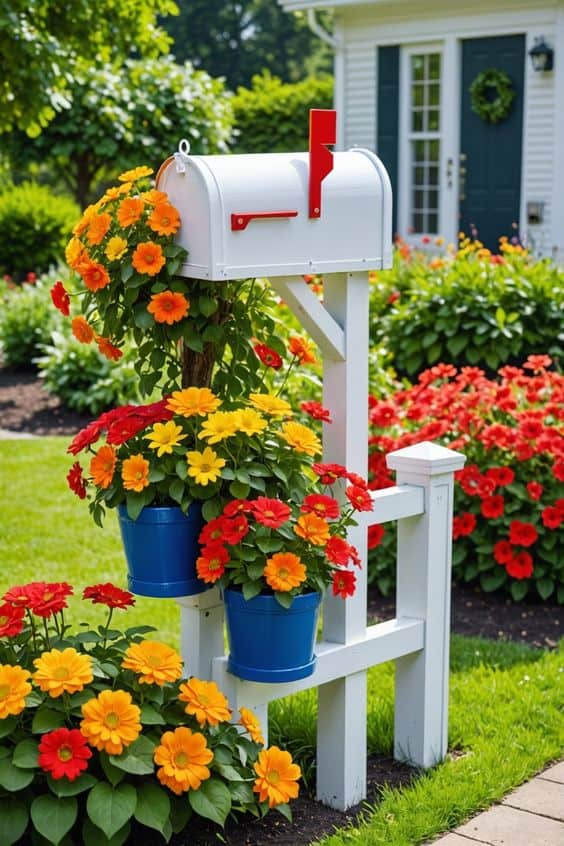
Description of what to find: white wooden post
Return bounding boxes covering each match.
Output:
[386,442,466,767]
[177,588,224,681]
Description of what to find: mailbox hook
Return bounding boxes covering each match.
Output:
[174,139,191,174]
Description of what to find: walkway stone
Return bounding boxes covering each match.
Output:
[0,428,36,439]
[503,777,564,821]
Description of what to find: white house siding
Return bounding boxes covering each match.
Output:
[331,1,561,255]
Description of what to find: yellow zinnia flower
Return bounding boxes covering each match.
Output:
[253,746,301,808]
[239,707,264,745]
[178,678,231,727]
[198,412,239,444]
[233,408,267,436]
[154,727,213,794]
[80,689,141,755]
[122,640,183,686]
[186,447,226,486]
[249,393,292,417]
[118,165,154,182]
[166,387,221,418]
[121,454,150,492]
[105,236,128,262]
[280,421,321,456]
[143,421,187,457]
[0,665,32,719]
[33,648,93,698]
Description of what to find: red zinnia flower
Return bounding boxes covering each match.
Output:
[106,416,147,445]
[250,498,291,529]
[526,482,543,501]
[300,494,340,520]
[312,463,348,485]
[508,521,538,548]
[452,512,476,539]
[196,544,229,583]
[82,583,135,609]
[67,422,103,455]
[300,401,332,423]
[253,343,283,370]
[523,354,551,372]
[199,517,225,546]
[506,551,534,580]
[345,485,373,512]
[67,462,87,499]
[27,582,73,618]
[553,460,564,482]
[223,499,251,517]
[346,472,369,489]
[0,603,25,637]
[541,507,562,530]
[38,728,92,780]
[518,418,543,440]
[367,524,385,549]
[493,540,514,565]
[481,495,505,519]
[50,281,70,316]
[219,515,249,544]
[332,569,356,598]
[325,536,354,566]
[369,401,398,428]
[485,467,515,487]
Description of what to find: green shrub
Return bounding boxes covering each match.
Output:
[36,328,140,415]
[371,241,564,376]
[0,274,59,368]
[231,72,333,153]
[0,182,79,279]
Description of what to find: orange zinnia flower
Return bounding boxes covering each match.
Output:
[178,678,231,726]
[95,335,123,361]
[33,648,93,698]
[288,336,317,365]
[148,202,180,235]
[154,727,213,794]
[142,189,169,205]
[117,197,144,227]
[89,445,116,489]
[264,552,306,592]
[80,689,141,755]
[121,640,183,686]
[147,291,189,324]
[0,665,32,719]
[118,166,154,182]
[80,261,110,291]
[239,707,264,745]
[132,241,166,276]
[86,212,111,246]
[121,454,150,492]
[166,387,221,418]
[71,316,95,344]
[294,513,330,546]
[253,746,301,807]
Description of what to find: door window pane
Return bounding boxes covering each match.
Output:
[408,51,442,234]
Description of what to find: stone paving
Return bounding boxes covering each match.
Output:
[427,761,564,846]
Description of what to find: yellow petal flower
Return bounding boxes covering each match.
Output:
[122,640,183,686]
[33,648,93,698]
[0,665,31,719]
[178,678,231,726]
[280,421,321,456]
[80,689,141,755]
[186,447,226,485]
[233,408,267,436]
[143,420,187,457]
[105,236,128,262]
[197,412,239,444]
[166,387,221,418]
[249,394,292,417]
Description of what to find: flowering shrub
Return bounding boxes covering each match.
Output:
[0,580,300,845]
[368,356,564,603]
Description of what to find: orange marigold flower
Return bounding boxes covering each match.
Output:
[73,203,100,237]
[264,552,307,592]
[80,261,110,291]
[122,640,183,686]
[121,454,150,492]
[288,336,317,365]
[95,335,123,361]
[132,241,166,276]
[33,648,93,698]
[142,189,169,205]
[87,212,111,246]
[89,444,117,489]
[71,316,95,344]
[117,197,145,227]
[253,746,301,808]
[0,665,32,719]
[178,678,232,726]
[294,513,330,546]
[147,290,189,323]
[154,727,213,794]
[239,707,264,744]
[148,202,180,235]
[118,166,154,182]
[80,689,141,755]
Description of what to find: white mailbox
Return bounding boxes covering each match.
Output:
[156,111,392,280]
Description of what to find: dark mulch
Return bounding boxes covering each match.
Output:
[2,367,561,846]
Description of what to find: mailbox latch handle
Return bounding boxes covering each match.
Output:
[231,210,298,231]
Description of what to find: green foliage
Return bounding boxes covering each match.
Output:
[371,242,564,376]
[0,0,178,135]
[35,329,140,415]
[0,275,59,368]
[0,183,79,279]
[231,73,334,153]
[6,58,233,207]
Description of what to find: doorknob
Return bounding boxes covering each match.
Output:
[459,153,467,204]
[446,157,454,188]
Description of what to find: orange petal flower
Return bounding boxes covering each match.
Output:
[117,197,145,227]
[142,189,169,205]
[0,665,32,718]
[166,387,221,418]
[253,746,301,807]
[147,290,189,324]
[154,727,213,794]
[87,212,111,246]
[33,648,93,698]
[71,316,95,344]
[239,707,264,745]
[288,336,317,365]
[121,454,150,492]
[294,513,330,546]
[132,241,166,276]
[80,260,111,291]
[122,640,183,686]
[280,421,321,456]
[89,444,116,489]
[148,202,180,235]
[95,335,123,361]
[118,166,154,182]
[264,552,306,592]
[178,678,231,726]
[65,237,87,270]
[80,689,141,755]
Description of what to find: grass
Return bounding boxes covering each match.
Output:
[2,437,563,846]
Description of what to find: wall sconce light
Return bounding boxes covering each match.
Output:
[529,37,554,72]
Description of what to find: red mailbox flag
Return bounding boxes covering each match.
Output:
[309,109,337,219]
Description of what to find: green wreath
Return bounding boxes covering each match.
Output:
[469,68,515,124]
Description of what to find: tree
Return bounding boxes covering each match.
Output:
[5,58,234,208]
[0,0,178,135]
[164,0,332,91]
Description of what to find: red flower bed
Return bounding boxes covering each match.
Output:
[368,357,563,603]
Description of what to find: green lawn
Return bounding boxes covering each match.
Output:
[1,438,563,846]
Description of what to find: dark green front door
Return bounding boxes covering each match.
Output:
[460,35,525,250]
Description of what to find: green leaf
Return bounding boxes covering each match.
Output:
[110,735,156,775]
[126,492,148,522]
[134,782,171,834]
[229,781,255,804]
[446,335,468,357]
[202,498,222,521]
[121,262,133,283]
[510,581,529,602]
[0,797,28,846]
[214,763,246,781]
[133,307,154,330]
[140,703,166,725]
[168,477,185,504]
[48,772,97,797]
[229,480,251,499]
[275,802,293,822]
[12,739,39,769]
[198,295,218,317]
[422,330,438,348]
[87,782,137,840]
[242,581,262,601]
[82,818,131,846]
[0,717,17,738]
[247,562,266,581]
[32,708,65,734]
[274,591,294,609]
[99,752,125,787]
[31,795,77,846]
[169,794,192,833]
[188,777,232,826]
[480,571,506,592]
[536,578,555,600]
[0,756,35,791]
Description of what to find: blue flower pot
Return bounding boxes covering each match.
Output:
[224,588,322,683]
[117,503,209,598]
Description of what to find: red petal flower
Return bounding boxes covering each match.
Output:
[485,467,515,487]
[219,515,249,544]
[250,497,291,529]
[82,583,135,609]
[480,495,505,519]
[367,524,385,549]
[508,521,538,548]
[23,582,73,618]
[526,482,543,501]
[50,281,70,316]
[0,603,25,637]
[541,507,562,530]
[67,422,103,455]
[325,536,353,566]
[38,728,92,780]
[223,499,252,517]
[345,485,373,512]
[312,463,348,485]
[493,540,514,565]
[332,569,356,598]
[300,401,333,423]
[452,512,477,539]
[300,494,340,520]
[67,462,87,499]
[253,343,283,370]
[506,551,533,580]
[196,543,229,583]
